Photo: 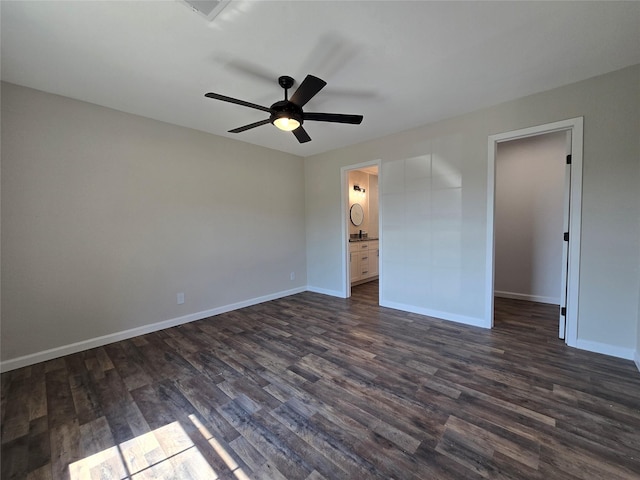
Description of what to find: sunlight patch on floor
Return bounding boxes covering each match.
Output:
[69,420,220,479]
[189,414,249,480]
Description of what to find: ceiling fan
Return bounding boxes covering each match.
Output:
[204,74,363,143]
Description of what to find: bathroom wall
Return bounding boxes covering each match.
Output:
[348,170,370,237]
[348,170,379,239]
[368,174,379,239]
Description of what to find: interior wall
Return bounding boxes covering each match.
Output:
[305,64,640,357]
[348,170,370,237]
[381,147,465,316]
[494,132,566,304]
[1,82,307,363]
[368,174,379,239]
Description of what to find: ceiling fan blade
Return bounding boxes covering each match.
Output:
[289,75,326,107]
[292,126,312,143]
[205,92,272,113]
[304,112,363,124]
[228,119,271,133]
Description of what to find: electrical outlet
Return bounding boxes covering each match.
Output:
[177,292,185,305]
[290,272,295,281]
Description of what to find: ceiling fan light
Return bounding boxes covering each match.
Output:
[273,116,300,131]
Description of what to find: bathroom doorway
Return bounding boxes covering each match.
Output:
[341,160,381,300]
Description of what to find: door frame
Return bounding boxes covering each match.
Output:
[486,117,583,347]
[340,159,382,299]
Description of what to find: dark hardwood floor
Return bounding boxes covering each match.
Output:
[2,281,640,479]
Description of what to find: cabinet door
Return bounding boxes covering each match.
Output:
[369,246,379,276]
[350,251,360,282]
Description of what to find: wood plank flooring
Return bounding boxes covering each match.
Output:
[2,281,640,479]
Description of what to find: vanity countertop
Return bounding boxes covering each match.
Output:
[349,237,379,243]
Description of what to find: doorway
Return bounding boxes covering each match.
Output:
[487,118,583,347]
[494,131,567,335]
[341,160,381,299]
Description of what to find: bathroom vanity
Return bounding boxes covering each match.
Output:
[349,239,379,284]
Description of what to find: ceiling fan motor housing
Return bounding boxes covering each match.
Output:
[270,100,303,127]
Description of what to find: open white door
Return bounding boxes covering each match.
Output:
[559,131,572,339]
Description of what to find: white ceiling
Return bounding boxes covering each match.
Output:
[2,1,639,157]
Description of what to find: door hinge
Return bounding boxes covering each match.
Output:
[561,307,566,316]
[564,232,569,242]
[566,154,572,165]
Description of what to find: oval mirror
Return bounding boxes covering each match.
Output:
[350,203,364,226]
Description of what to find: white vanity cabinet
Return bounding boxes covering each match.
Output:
[349,240,379,284]
[349,243,361,283]
[368,240,379,277]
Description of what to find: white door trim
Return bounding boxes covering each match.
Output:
[486,117,583,347]
[340,159,382,299]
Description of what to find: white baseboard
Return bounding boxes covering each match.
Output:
[494,290,560,305]
[575,339,635,361]
[0,286,306,373]
[305,285,346,298]
[7,285,634,372]
[380,299,489,329]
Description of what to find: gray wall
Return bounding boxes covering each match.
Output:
[305,65,640,357]
[494,132,566,304]
[2,65,639,367]
[1,82,307,363]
